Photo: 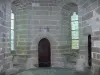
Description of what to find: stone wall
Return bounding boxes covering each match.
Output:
[13,0,100,70]
[0,0,12,73]
[61,7,71,53]
[14,2,67,68]
[13,0,82,69]
[78,0,100,74]
[60,3,78,68]
[1,0,100,74]
[61,2,78,52]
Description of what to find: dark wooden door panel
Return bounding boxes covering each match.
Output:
[38,38,51,67]
[88,34,92,67]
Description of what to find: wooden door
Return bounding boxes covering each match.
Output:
[38,38,51,67]
[88,34,92,67]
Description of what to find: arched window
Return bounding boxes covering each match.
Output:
[71,12,79,49]
[11,11,14,50]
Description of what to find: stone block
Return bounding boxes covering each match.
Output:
[91,1,98,10]
[39,20,58,25]
[51,6,61,11]
[52,50,59,53]
[32,15,61,20]
[22,15,29,19]
[92,47,100,53]
[50,30,61,35]
[54,57,63,62]
[16,30,28,34]
[0,54,4,60]
[3,63,10,71]
[92,64,100,75]
[78,0,88,5]
[81,0,90,9]
[78,17,82,22]
[5,68,19,75]
[0,25,6,33]
[89,0,97,3]
[97,54,100,59]
[98,0,100,6]
[96,6,100,15]
[27,50,37,54]
[82,20,89,27]
[0,10,3,18]
[36,11,48,15]
[58,45,67,49]
[83,26,92,35]
[79,51,87,55]
[25,57,37,69]
[79,41,88,46]
[0,60,4,67]
[51,45,57,49]
[32,6,52,11]
[86,5,92,13]
[92,36,100,40]
[79,45,88,50]
[92,52,97,59]
[92,58,100,65]
[16,46,28,50]
[40,3,49,6]
[49,11,61,15]
[78,9,86,16]
[5,53,10,58]
[94,31,100,35]
[82,11,93,21]
[52,62,64,67]
[75,59,85,71]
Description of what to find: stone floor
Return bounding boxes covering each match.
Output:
[10,68,93,75]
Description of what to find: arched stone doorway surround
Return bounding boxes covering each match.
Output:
[32,32,64,67]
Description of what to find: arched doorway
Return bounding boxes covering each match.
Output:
[38,38,51,67]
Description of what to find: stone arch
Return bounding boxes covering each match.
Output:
[59,1,80,68]
[33,32,58,46]
[60,2,78,52]
[61,2,78,15]
[57,0,78,8]
[31,32,62,67]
